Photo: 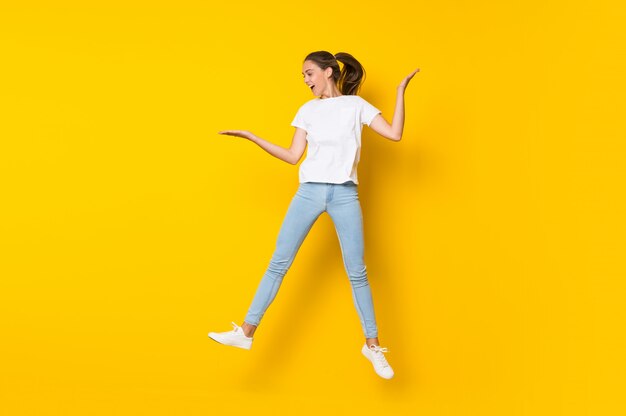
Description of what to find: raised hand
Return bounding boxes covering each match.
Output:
[398,68,420,90]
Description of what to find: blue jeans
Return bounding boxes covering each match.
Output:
[244,181,379,338]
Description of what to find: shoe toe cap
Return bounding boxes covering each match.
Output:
[379,368,394,379]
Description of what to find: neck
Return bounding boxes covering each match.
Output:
[319,85,343,99]
[320,92,343,99]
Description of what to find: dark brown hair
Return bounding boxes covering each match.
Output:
[303,51,367,96]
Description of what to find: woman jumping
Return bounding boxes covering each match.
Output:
[209,50,419,379]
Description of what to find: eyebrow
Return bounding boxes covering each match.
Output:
[301,69,313,74]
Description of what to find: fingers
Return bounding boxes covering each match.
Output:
[401,68,420,86]
[218,130,245,138]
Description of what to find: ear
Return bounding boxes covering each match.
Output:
[325,66,333,79]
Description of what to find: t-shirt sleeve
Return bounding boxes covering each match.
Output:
[290,105,307,130]
[360,98,381,126]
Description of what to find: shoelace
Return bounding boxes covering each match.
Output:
[230,321,242,333]
[369,345,390,368]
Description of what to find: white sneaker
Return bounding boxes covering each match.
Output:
[208,322,253,350]
[362,343,394,379]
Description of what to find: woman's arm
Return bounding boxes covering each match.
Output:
[218,127,307,165]
[368,68,420,142]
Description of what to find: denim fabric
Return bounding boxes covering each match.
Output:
[243,181,378,338]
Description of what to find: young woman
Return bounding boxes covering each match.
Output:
[209,51,419,379]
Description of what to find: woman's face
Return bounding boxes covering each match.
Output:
[301,60,331,96]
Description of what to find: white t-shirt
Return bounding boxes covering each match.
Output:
[290,95,381,185]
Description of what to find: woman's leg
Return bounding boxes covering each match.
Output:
[242,183,325,336]
[326,182,380,345]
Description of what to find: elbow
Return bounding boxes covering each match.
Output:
[285,150,296,165]
[389,129,402,141]
[288,151,302,165]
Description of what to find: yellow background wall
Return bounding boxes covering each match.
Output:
[1,1,624,414]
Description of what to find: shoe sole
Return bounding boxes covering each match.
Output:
[207,333,252,350]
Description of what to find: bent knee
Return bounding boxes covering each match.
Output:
[346,265,368,286]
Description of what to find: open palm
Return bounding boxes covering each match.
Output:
[399,68,420,90]
[217,130,254,140]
